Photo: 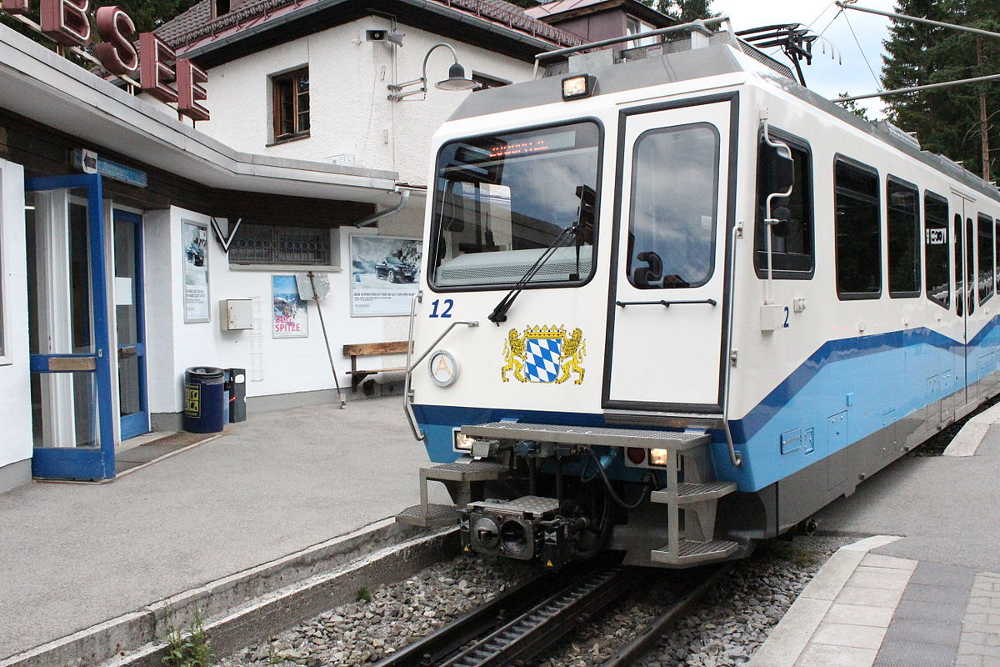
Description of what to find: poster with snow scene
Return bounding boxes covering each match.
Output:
[272,274,308,338]
[350,234,422,317]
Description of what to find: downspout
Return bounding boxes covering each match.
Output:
[353,188,411,228]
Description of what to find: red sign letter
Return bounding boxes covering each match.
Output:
[95,6,138,75]
[177,59,210,122]
[2,0,29,15]
[139,33,178,104]
[40,0,91,46]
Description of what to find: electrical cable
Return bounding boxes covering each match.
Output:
[843,11,882,90]
[588,449,650,510]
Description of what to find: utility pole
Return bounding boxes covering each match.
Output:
[977,36,991,182]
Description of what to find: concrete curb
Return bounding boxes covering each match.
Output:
[943,402,1000,456]
[0,519,458,667]
[749,535,902,667]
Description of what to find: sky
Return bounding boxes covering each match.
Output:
[710,0,898,118]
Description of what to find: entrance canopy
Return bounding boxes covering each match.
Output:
[0,24,401,207]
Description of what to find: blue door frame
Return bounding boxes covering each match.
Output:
[27,174,116,480]
[116,209,150,440]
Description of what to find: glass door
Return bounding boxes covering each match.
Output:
[26,174,115,480]
[114,210,149,440]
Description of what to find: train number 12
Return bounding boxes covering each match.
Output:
[430,299,454,318]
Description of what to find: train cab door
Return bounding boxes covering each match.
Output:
[604,97,735,412]
[951,190,976,408]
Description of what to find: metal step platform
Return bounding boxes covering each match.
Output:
[651,481,737,505]
[460,422,711,450]
[651,539,740,566]
[396,459,509,529]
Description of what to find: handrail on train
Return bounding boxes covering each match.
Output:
[532,16,731,77]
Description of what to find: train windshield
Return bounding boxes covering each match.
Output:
[430,122,600,288]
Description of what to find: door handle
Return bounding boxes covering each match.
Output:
[615,298,717,308]
[118,345,137,359]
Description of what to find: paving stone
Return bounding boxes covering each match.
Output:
[812,622,887,650]
[875,638,955,666]
[902,583,971,604]
[894,598,966,622]
[960,643,1000,658]
[847,569,911,592]
[800,550,867,601]
[967,613,990,625]
[908,562,975,589]
[860,554,917,571]
[882,618,961,647]
[796,642,877,666]
[836,585,904,608]
[825,603,894,628]
[963,632,987,646]
[955,655,984,666]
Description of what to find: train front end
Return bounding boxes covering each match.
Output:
[401,34,758,568]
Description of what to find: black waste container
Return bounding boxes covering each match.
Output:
[183,367,226,433]
[226,368,247,423]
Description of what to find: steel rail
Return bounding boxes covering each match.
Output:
[602,564,733,667]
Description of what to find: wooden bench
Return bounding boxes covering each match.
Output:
[342,341,410,391]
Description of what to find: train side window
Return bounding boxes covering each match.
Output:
[995,220,1000,293]
[967,217,975,315]
[923,192,949,310]
[979,214,994,305]
[754,131,813,278]
[887,177,920,297]
[834,157,881,299]
[955,214,964,317]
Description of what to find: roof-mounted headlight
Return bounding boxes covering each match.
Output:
[562,74,596,100]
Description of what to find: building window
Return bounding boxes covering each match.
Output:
[271,68,309,143]
[230,222,333,267]
[626,16,657,48]
[754,130,813,278]
[472,72,510,90]
[979,214,994,305]
[924,191,949,310]
[834,157,881,299]
[886,177,920,297]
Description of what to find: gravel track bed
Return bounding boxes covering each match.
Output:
[221,535,848,667]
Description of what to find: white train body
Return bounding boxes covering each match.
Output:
[401,26,1000,568]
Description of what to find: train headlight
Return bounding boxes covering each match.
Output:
[454,431,476,451]
[562,74,595,100]
[649,448,669,466]
[429,350,459,387]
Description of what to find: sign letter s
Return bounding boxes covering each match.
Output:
[95,6,139,75]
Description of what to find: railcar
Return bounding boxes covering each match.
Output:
[396,19,1000,568]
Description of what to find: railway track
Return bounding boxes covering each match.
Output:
[376,561,728,667]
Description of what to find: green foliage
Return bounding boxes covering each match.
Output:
[356,586,373,603]
[881,0,1000,181]
[837,93,871,122]
[106,0,202,33]
[637,0,716,22]
[162,612,214,667]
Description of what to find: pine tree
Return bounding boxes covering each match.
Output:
[637,0,715,23]
[881,0,1000,182]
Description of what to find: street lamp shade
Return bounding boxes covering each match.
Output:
[436,62,477,91]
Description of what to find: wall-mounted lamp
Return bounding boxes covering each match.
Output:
[388,42,477,102]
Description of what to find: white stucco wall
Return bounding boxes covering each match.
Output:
[0,159,31,472]
[144,202,425,414]
[190,17,534,185]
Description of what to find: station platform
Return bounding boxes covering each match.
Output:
[0,397,447,663]
[752,413,1000,666]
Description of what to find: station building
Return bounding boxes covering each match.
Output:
[0,0,671,492]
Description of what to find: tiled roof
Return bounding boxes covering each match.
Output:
[156,0,584,52]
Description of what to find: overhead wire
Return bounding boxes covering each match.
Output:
[843,10,883,90]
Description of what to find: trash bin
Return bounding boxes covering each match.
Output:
[226,368,247,423]
[183,367,226,433]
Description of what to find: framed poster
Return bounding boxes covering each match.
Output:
[182,220,210,323]
[272,274,308,338]
[350,234,422,317]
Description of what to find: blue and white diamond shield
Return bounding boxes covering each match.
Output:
[525,337,563,383]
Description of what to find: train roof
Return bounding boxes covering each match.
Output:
[450,29,1000,204]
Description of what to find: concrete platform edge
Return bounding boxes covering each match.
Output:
[748,535,902,667]
[943,402,1000,456]
[0,518,451,667]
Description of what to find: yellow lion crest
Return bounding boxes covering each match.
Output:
[500,325,586,385]
[555,328,586,385]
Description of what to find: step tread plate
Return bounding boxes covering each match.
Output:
[651,539,739,565]
[422,460,509,482]
[650,481,738,505]
[395,503,459,528]
[460,422,711,449]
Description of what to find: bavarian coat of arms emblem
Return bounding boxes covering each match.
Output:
[501,325,586,385]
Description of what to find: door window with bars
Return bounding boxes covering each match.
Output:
[229,223,332,266]
[272,68,310,142]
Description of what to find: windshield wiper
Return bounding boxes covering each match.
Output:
[487,224,578,325]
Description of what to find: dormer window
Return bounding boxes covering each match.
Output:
[215,0,230,18]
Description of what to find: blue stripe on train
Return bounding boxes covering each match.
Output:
[414,317,1000,493]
